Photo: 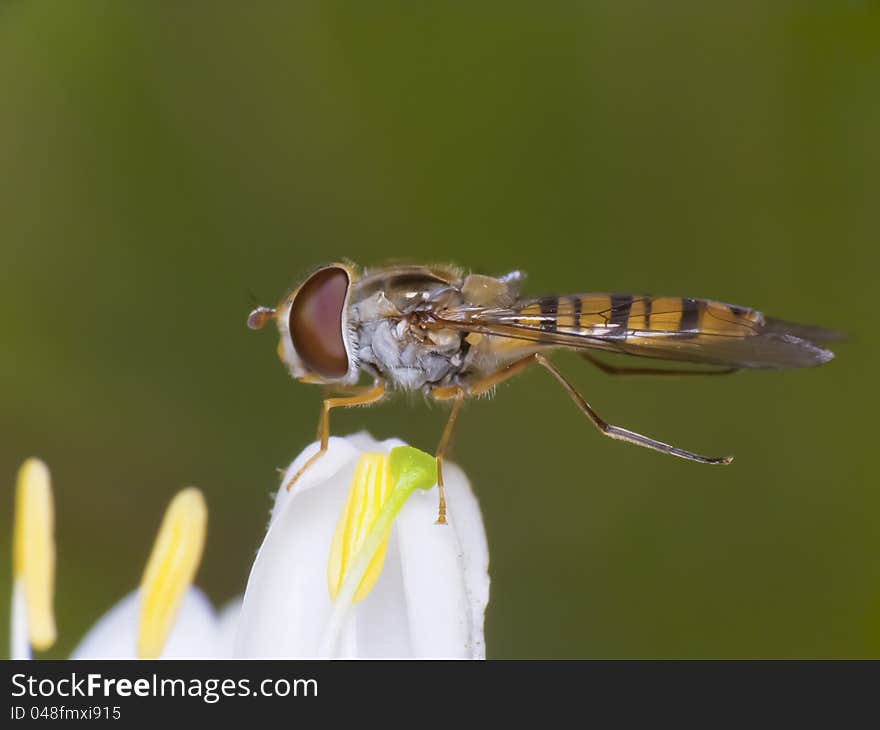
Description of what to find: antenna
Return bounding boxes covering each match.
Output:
[247,306,276,331]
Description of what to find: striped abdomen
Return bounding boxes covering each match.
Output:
[442,290,836,369]
[516,294,764,339]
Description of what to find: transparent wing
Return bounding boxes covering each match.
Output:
[434,293,839,370]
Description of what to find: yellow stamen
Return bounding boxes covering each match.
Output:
[137,487,207,659]
[327,453,393,603]
[12,458,56,651]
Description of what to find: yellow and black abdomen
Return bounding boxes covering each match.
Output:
[517,294,764,339]
[503,293,835,369]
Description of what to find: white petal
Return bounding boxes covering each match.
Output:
[70,587,220,659]
[10,579,30,660]
[236,443,361,657]
[351,529,413,657]
[215,597,242,658]
[70,591,139,659]
[343,430,385,452]
[394,461,490,658]
[235,434,490,659]
[269,436,362,526]
[443,461,491,659]
[163,588,223,658]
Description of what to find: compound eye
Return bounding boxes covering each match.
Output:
[289,266,350,378]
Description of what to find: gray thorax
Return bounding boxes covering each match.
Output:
[351,292,465,390]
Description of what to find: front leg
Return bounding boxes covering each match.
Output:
[284,381,387,491]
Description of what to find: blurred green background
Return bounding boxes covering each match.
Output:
[1,2,878,658]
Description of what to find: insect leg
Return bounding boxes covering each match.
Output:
[429,385,466,525]
[284,381,387,491]
[579,351,738,377]
[430,352,550,522]
[465,353,544,395]
[429,354,546,518]
[537,354,733,464]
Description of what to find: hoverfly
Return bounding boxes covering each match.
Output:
[248,263,838,523]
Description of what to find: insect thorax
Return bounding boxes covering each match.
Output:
[348,266,528,390]
[354,312,465,390]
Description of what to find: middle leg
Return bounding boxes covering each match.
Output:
[429,385,465,525]
[428,354,544,523]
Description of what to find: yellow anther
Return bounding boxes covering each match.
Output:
[328,453,393,604]
[137,487,207,659]
[12,458,56,651]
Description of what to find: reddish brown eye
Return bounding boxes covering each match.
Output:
[289,267,350,378]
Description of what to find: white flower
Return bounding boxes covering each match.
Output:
[235,432,490,659]
[70,488,240,659]
[71,589,240,660]
[11,434,487,661]
[8,461,238,660]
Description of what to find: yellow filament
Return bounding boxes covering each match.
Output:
[12,458,56,651]
[137,487,207,659]
[327,453,393,603]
